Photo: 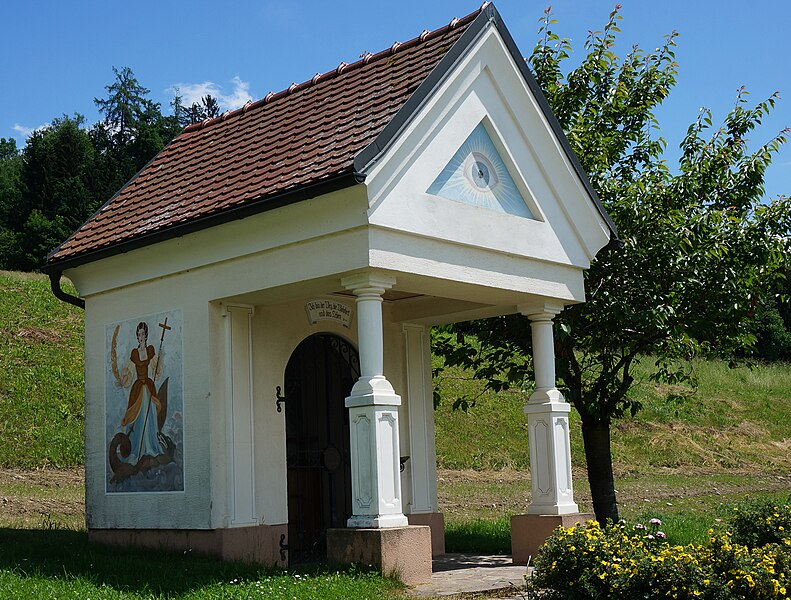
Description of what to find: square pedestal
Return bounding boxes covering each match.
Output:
[511,513,594,564]
[407,512,445,556]
[326,525,432,585]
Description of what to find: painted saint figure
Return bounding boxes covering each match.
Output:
[109,319,173,483]
[120,322,163,462]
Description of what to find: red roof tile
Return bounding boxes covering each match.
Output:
[47,8,483,267]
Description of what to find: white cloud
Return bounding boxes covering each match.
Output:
[12,123,48,138]
[169,76,253,112]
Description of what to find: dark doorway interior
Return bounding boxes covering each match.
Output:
[284,333,359,563]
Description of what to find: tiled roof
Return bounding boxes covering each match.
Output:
[46,8,483,267]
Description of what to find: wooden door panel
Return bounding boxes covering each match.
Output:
[284,334,359,563]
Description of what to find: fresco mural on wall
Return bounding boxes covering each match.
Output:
[105,310,184,492]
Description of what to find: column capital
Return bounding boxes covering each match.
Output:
[517,300,566,321]
[341,272,397,296]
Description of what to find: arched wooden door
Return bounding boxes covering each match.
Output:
[284,333,359,563]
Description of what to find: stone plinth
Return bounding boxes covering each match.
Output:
[326,525,432,585]
[89,524,288,566]
[511,513,594,564]
[407,512,446,556]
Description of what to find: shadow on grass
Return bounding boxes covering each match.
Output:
[445,517,512,554]
[0,527,347,595]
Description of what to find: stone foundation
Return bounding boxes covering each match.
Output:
[326,525,432,585]
[89,524,288,566]
[511,513,594,564]
[407,512,445,556]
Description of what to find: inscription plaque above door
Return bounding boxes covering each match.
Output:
[305,299,354,328]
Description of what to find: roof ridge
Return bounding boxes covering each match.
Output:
[182,4,487,134]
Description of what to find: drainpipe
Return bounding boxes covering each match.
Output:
[48,271,85,310]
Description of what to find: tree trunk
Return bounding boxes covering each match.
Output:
[580,417,619,523]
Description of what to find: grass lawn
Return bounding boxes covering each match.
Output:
[0,528,403,599]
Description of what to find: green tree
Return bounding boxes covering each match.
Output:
[94,66,153,147]
[0,68,181,271]
[93,67,180,186]
[434,7,791,522]
[12,116,102,270]
[0,138,23,268]
[181,94,222,125]
[751,278,791,362]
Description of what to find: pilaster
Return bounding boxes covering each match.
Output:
[222,304,257,526]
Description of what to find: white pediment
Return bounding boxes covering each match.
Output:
[361,23,611,277]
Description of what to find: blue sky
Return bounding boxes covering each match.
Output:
[1,1,788,198]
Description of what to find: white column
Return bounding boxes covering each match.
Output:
[518,301,578,516]
[341,272,408,529]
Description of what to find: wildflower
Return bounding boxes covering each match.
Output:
[656,531,667,539]
[634,523,647,531]
[649,518,663,526]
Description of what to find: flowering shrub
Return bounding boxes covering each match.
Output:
[526,518,791,599]
[728,496,791,548]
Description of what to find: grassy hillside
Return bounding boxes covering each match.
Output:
[435,359,791,475]
[0,271,84,467]
[2,270,790,477]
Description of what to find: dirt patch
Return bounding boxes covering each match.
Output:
[13,327,65,344]
[3,466,789,528]
[0,467,84,523]
[0,467,83,488]
[438,466,791,518]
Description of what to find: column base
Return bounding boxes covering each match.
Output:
[527,501,579,515]
[407,512,445,556]
[327,525,432,585]
[88,524,288,566]
[347,513,409,528]
[511,513,594,564]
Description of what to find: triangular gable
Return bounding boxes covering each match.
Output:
[356,3,617,260]
[359,5,615,270]
[427,122,534,219]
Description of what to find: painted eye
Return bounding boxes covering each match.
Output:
[464,152,498,191]
[426,122,534,219]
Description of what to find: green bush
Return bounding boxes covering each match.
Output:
[527,519,791,599]
[728,496,791,548]
[753,304,791,362]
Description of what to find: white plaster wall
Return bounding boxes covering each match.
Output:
[84,276,213,529]
[84,283,414,531]
[369,228,586,303]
